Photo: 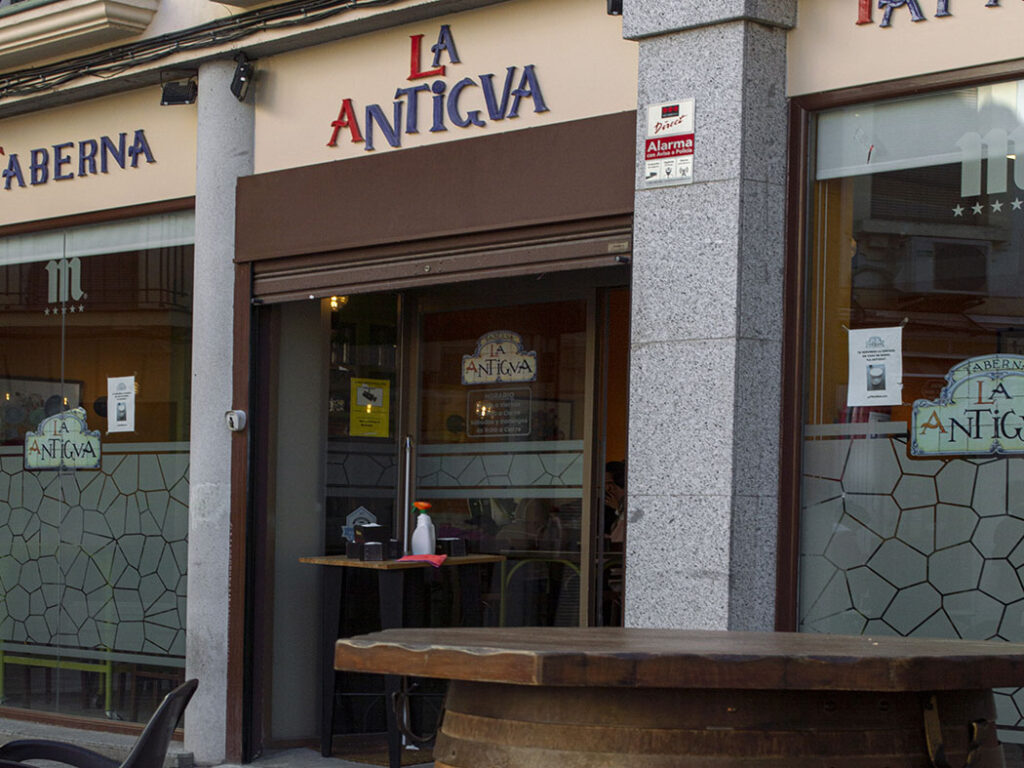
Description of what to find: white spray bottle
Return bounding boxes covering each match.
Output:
[410,501,436,555]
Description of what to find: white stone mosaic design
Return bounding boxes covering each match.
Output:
[800,436,1024,739]
[0,445,187,658]
[417,441,584,498]
[326,441,397,499]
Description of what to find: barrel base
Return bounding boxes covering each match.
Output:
[433,682,1003,768]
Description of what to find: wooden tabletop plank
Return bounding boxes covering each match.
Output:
[334,627,1024,691]
[299,554,505,570]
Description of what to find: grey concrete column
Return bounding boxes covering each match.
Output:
[186,58,254,764]
[623,0,795,631]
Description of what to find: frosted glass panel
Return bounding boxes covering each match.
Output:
[801,77,1024,745]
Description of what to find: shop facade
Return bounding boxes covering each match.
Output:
[783,0,1024,752]
[0,86,196,725]
[9,0,1024,763]
[0,0,795,761]
[224,0,794,756]
[232,0,639,749]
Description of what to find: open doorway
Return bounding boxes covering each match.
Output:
[247,268,629,755]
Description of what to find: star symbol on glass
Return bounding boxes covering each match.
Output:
[991,200,1004,212]
[1013,199,1023,210]
[972,202,984,214]
[953,204,965,216]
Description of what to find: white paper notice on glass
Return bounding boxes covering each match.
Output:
[107,376,136,433]
[847,327,903,407]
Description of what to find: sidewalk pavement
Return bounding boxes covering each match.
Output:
[0,717,431,768]
[219,747,431,768]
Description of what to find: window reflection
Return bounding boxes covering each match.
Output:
[801,82,1024,743]
[0,215,192,724]
[417,300,586,626]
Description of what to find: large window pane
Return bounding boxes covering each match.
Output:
[417,300,587,626]
[800,82,1024,745]
[0,213,192,723]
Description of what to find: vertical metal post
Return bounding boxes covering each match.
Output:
[402,436,413,553]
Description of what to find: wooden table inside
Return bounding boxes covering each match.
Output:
[335,626,1024,768]
[298,553,505,569]
[301,554,504,765]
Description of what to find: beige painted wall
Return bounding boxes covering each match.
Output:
[789,0,1024,96]
[0,87,196,226]
[254,0,638,173]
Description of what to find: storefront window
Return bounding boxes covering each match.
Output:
[416,300,587,626]
[799,80,1024,743]
[296,287,608,742]
[0,211,193,723]
[317,293,590,632]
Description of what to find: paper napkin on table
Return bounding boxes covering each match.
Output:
[397,554,447,568]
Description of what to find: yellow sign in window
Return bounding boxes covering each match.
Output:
[350,378,390,438]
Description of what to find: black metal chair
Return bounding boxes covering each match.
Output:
[0,678,197,768]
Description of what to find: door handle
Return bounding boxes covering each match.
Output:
[402,435,413,552]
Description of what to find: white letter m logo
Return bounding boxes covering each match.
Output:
[45,258,83,304]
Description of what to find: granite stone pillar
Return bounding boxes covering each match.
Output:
[623,0,795,631]
[185,58,254,763]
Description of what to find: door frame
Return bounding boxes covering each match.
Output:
[241,265,629,754]
[399,270,622,626]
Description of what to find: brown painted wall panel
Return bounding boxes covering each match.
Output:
[235,112,637,263]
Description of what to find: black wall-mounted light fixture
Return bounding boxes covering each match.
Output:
[160,80,197,105]
[607,0,622,15]
[230,53,254,102]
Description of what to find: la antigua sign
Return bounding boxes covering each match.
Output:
[24,408,101,470]
[326,24,549,152]
[912,355,1024,456]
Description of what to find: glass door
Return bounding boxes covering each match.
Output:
[260,293,403,747]
[322,280,627,627]
[259,271,629,753]
[409,278,618,627]
[324,293,401,554]
[403,276,626,630]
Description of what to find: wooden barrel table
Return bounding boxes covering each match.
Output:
[334,627,1024,767]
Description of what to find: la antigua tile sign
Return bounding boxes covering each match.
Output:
[912,354,1024,456]
[24,408,101,470]
[462,331,537,386]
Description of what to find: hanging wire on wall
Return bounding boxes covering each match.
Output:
[0,0,400,100]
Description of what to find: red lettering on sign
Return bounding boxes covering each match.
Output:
[645,134,694,161]
[857,0,872,24]
[327,99,364,146]
[409,34,445,80]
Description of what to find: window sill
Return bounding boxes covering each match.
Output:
[0,0,158,69]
